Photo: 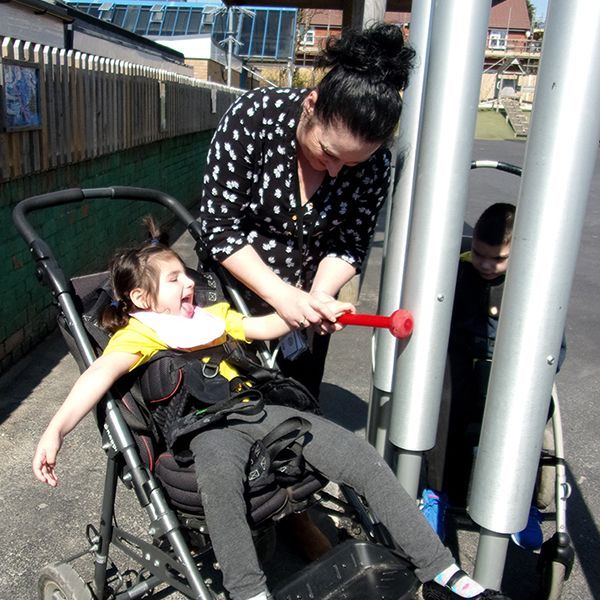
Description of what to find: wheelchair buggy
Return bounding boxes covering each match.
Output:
[13,187,419,600]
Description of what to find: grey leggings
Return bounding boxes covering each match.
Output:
[189,405,454,600]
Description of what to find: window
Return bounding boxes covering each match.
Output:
[150,4,164,24]
[162,8,177,35]
[174,9,191,35]
[302,29,315,46]
[135,9,150,34]
[98,2,114,21]
[111,8,127,27]
[263,10,279,57]
[122,7,140,31]
[188,10,202,35]
[489,29,507,50]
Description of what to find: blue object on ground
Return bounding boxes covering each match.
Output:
[419,488,448,541]
[511,505,543,551]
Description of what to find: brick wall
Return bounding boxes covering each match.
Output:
[1,130,213,373]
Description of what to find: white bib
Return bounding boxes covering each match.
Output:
[131,307,226,349]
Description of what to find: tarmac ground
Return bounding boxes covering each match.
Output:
[0,139,598,599]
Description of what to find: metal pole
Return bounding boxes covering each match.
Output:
[226,7,233,87]
[470,0,600,588]
[387,0,491,499]
[367,0,434,457]
[344,0,386,29]
[362,0,386,26]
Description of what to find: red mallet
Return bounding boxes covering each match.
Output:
[338,309,414,339]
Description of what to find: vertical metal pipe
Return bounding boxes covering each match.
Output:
[343,0,386,29]
[362,0,387,26]
[226,7,233,87]
[390,0,490,495]
[470,0,600,586]
[367,0,434,455]
[388,0,491,497]
[473,530,510,591]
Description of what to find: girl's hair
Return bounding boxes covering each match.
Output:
[473,203,516,246]
[101,216,180,333]
[313,23,416,143]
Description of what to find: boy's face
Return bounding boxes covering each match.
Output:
[471,238,511,280]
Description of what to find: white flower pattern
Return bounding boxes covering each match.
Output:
[200,88,390,311]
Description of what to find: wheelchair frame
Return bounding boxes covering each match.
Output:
[14,187,416,600]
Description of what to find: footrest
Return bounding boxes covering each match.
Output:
[273,539,419,600]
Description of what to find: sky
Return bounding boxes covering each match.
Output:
[530,0,548,20]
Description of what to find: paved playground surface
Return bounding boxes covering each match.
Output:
[1,140,598,599]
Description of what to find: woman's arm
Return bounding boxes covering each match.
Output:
[310,256,357,298]
[222,247,340,328]
[243,299,355,341]
[199,92,261,263]
[32,351,138,487]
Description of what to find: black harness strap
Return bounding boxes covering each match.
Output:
[247,416,312,490]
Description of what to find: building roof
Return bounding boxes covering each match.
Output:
[4,0,187,62]
[306,9,410,28]
[10,0,73,22]
[489,0,531,31]
[223,0,411,10]
[64,1,296,60]
[284,0,531,32]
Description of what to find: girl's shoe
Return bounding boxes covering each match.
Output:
[422,578,511,599]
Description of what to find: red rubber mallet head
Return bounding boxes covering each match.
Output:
[389,309,414,338]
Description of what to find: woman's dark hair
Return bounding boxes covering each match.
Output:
[474,203,516,246]
[101,216,180,333]
[313,23,415,143]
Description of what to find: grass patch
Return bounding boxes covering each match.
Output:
[476,109,517,140]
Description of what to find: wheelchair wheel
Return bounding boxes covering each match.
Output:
[38,563,93,600]
[540,559,566,600]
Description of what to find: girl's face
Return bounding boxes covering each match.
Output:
[297,91,381,178]
[150,255,196,318]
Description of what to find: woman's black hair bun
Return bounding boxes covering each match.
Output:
[316,23,415,91]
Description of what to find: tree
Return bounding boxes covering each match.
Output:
[525,0,535,26]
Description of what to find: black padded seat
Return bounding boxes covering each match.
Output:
[154,450,325,524]
[118,384,325,525]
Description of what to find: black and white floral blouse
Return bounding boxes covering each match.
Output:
[200,87,391,311]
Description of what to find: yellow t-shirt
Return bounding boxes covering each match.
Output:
[103,302,248,380]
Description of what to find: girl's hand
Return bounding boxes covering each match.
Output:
[33,427,63,487]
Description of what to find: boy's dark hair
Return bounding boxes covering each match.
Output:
[473,203,516,246]
[314,23,415,143]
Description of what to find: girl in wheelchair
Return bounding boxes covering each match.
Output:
[32,218,507,600]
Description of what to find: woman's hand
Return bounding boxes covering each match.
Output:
[312,294,355,334]
[271,286,355,335]
[33,427,63,487]
[270,284,338,329]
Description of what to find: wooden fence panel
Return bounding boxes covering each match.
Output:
[62,50,72,165]
[0,36,240,183]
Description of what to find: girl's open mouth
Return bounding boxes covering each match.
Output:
[181,295,195,318]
